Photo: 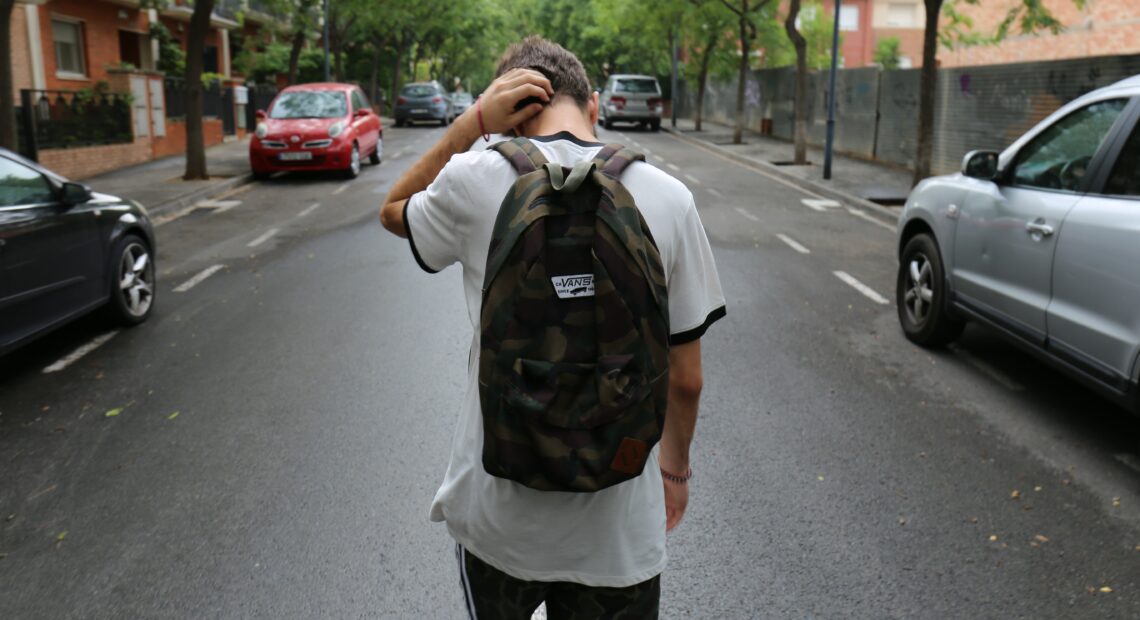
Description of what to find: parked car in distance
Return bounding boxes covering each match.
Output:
[895,75,1140,412]
[0,149,156,356]
[598,74,663,131]
[451,92,474,116]
[250,83,382,180]
[394,81,454,127]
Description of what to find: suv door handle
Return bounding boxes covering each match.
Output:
[1026,220,1055,237]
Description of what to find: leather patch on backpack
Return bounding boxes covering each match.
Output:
[610,437,649,475]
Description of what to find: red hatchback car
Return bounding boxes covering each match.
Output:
[250,83,382,180]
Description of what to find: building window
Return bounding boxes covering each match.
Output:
[839,6,860,31]
[887,3,916,27]
[52,19,86,76]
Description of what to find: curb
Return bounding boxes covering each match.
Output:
[661,126,902,227]
[146,172,255,219]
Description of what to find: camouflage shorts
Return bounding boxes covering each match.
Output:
[456,544,660,619]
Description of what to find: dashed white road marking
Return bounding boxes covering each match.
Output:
[332,183,351,195]
[734,207,760,222]
[173,264,225,293]
[371,183,390,194]
[296,202,321,217]
[846,207,896,232]
[392,147,409,159]
[707,188,724,198]
[802,198,840,212]
[666,162,681,172]
[43,331,120,373]
[948,344,1026,392]
[833,271,889,305]
[776,233,811,254]
[247,228,279,248]
[684,173,702,185]
[197,199,242,213]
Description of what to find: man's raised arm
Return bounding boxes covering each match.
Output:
[379,69,553,238]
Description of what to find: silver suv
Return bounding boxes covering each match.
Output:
[598,74,663,131]
[896,75,1140,412]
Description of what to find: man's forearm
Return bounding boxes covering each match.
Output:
[379,109,481,237]
[659,340,702,473]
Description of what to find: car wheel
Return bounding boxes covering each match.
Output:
[395,119,405,128]
[897,233,963,348]
[344,143,361,179]
[252,170,270,181]
[106,234,155,326]
[369,138,382,165]
[603,114,613,130]
[440,116,448,127]
[650,120,661,132]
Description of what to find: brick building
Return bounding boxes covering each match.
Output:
[6,0,279,179]
[940,0,1140,67]
[783,0,926,68]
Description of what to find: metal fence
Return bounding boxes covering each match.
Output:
[245,83,277,130]
[679,53,1140,175]
[16,89,133,160]
[163,77,226,120]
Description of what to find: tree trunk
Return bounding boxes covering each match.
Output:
[0,0,17,152]
[695,30,718,133]
[914,0,943,185]
[391,35,407,114]
[184,0,215,181]
[287,28,305,85]
[785,0,808,165]
[733,1,749,145]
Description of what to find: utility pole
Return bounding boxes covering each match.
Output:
[823,0,841,180]
[323,0,331,82]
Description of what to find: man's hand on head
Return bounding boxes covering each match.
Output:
[379,68,554,238]
[477,68,554,135]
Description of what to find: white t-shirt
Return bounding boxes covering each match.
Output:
[405,131,726,588]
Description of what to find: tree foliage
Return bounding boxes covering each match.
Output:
[874,36,902,70]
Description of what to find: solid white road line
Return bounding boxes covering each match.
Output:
[847,207,896,232]
[948,344,1026,392]
[666,162,681,172]
[801,198,840,212]
[707,188,724,198]
[833,271,889,305]
[776,233,811,254]
[734,207,760,222]
[296,202,321,217]
[684,173,702,185]
[247,228,279,248]
[173,264,226,293]
[332,183,350,195]
[43,331,120,374]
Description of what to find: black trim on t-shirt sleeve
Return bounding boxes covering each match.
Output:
[669,306,726,346]
[404,200,440,274]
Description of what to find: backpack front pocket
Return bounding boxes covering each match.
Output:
[504,355,643,430]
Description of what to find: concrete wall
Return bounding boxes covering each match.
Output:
[681,53,1140,175]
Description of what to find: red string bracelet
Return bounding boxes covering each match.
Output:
[476,97,491,142]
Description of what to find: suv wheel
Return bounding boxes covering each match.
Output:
[897,233,963,347]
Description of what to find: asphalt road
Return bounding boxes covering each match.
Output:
[1,122,1138,619]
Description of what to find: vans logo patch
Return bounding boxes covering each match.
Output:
[551,274,594,299]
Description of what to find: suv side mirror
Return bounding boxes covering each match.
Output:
[61,182,92,205]
[962,150,999,180]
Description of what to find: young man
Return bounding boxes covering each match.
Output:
[379,37,725,618]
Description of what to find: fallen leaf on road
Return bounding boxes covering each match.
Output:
[1100,586,1113,594]
[898,517,907,526]
[1034,534,1049,543]
[1010,490,1021,499]
[1034,485,1042,492]
[1112,497,1121,507]
[6,513,14,522]
[56,531,67,541]
[817,475,825,481]
[969,516,978,524]
[1061,479,1071,486]
[105,408,122,418]
[989,534,998,542]
[168,411,179,420]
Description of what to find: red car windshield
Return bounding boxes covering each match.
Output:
[270,91,347,119]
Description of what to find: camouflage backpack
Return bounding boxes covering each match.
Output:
[478,137,670,493]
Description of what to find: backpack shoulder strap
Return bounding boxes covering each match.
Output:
[490,137,549,175]
[591,144,645,179]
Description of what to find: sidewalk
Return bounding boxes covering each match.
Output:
[662,118,915,223]
[84,137,254,218]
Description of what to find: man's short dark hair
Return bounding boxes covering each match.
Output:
[495,36,591,108]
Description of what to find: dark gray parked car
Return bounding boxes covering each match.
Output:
[0,149,156,356]
[896,75,1140,412]
[394,81,454,127]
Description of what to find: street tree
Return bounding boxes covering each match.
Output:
[874,36,902,70]
[0,0,16,151]
[688,2,738,132]
[913,0,1086,184]
[184,0,217,181]
[719,0,775,145]
[784,0,809,164]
